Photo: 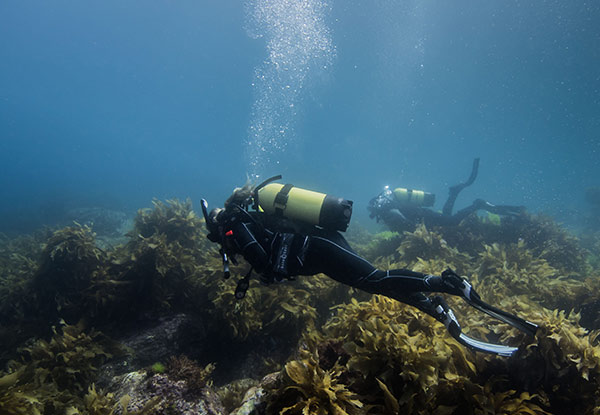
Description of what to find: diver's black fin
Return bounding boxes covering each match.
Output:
[466,295,538,337]
[443,158,480,216]
[456,333,518,356]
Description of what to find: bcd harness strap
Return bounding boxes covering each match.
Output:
[274,183,294,216]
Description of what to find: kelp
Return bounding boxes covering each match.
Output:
[131,198,204,249]
[386,224,472,274]
[216,378,261,413]
[165,355,215,396]
[264,354,364,415]
[321,295,481,414]
[0,322,123,415]
[254,295,553,415]
[5,197,600,414]
[74,384,162,415]
[31,224,106,322]
[473,241,587,311]
[0,231,53,364]
[351,230,403,261]
[493,301,600,413]
[209,279,318,340]
[104,199,209,314]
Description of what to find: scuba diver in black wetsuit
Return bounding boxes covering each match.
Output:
[201,175,538,356]
[368,158,526,232]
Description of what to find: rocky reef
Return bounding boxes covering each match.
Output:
[2,199,600,414]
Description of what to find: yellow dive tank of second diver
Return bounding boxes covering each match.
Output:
[393,187,435,207]
[257,183,353,232]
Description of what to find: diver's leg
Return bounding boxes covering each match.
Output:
[354,268,469,299]
[448,199,525,225]
[442,157,480,216]
[448,203,481,224]
[473,200,525,216]
[300,236,479,340]
[300,232,470,300]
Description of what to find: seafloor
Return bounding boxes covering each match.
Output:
[2,198,600,415]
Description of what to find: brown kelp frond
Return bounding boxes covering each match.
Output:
[130,198,204,249]
[77,383,162,415]
[0,322,122,415]
[20,321,119,392]
[395,224,471,272]
[354,231,403,262]
[265,356,365,415]
[297,272,353,306]
[0,231,48,324]
[42,224,104,265]
[474,241,587,310]
[209,279,318,340]
[515,214,590,275]
[104,199,212,315]
[476,298,600,412]
[0,366,43,415]
[471,381,551,415]
[321,295,488,414]
[31,224,107,321]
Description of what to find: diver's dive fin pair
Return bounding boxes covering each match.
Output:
[435,269,538,356]
[433,295,536,356]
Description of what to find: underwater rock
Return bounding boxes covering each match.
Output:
[229,372,279,415]
[107,370,226,415]
[113,313,204,369]
[97,312,209,388]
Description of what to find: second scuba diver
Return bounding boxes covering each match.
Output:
[368,158,526,232]
[201,175,537,356]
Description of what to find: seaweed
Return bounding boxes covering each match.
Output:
[264,355,364,415]
[0,322,124,415]
[208,279,320,347]
[6,196,600,414]
[165,355,215,397]
[321,295,481,414]
[492,300,600,413]
[77,384,162,415]
[98,198,212,318]
[130,198,204,249]
[30,224,106,322]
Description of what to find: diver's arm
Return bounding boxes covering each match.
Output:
[226,220,271,274]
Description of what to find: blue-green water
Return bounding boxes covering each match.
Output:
[1,0,599,233]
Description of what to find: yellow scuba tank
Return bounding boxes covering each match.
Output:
[257,183,353,232]
[393,188,435,207]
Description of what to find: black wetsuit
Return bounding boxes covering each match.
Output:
[369,158,524,232]
[216,207,462,320]
[206,199,538,356]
